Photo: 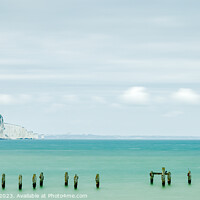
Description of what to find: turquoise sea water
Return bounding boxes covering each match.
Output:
[0,140,200,200]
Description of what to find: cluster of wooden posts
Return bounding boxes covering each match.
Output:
[150,167,192,186]
[64,173,100,189]
[1,172,100,190]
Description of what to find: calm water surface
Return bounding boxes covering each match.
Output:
[0,140,200,200]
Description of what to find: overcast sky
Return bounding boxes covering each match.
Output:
[0,0,200,136]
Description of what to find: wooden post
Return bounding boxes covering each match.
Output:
[2,174,5,189]
[167,172,171,185]
[95,174,100,188]
[161,167,165,186]
[150,171,154,184]
[65,172,69,186]
[32,174,37,189]
[187,170,191,184]
[19,175,22,190]
[74,174,79,189]
[39,172,44,187]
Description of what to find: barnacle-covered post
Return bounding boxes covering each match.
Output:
[74,174,79,189]
[65,172,69,186]
[161,167,165,186]
[167,172,171,185]
[32,174,37,189]
[187,170,191,184]
[39,172,44,187]
[19,175,22,190]
[95,174,100,188]
[150,171,154,184]
[2,174,5,189]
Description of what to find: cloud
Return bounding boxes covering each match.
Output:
[0,94,15,105]
[45,103,67,113]
[121,87,150,105]
[0,94,32,105]
[172,88,200,104]
[0,74,89,81]
[153,96,167,104]
[0,59,37,65]
[110,103,121,108]
[63,95,78,103]
[0,93,80,106]
[163,111,184,118]
[92,96,106,104]
[36,94,53,103]
[109,59,200,69]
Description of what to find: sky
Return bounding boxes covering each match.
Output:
[0,0,200,136]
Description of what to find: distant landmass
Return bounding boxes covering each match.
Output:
[1,114,199,140]
[44,134,200,140]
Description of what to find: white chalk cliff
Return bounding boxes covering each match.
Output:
[0,115,38,139]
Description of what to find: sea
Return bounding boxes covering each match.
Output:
[0,140,200,200]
